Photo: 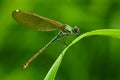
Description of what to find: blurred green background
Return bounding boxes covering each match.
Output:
[0,0,120,80]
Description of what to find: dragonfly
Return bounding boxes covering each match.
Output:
[12,10,79,69]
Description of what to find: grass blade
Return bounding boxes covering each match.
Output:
[44,29,120,80]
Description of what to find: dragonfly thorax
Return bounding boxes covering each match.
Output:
[61,25,79,36]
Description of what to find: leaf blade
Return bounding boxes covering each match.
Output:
[44,29,120,80]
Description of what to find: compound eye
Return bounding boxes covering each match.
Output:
[73,27,79,33]
[72,26,79,36]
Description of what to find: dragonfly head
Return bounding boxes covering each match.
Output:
[72,26,79,36]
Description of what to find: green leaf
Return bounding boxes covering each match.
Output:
[44,29,120,80]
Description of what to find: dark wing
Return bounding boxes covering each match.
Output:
[12,10,64,31]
